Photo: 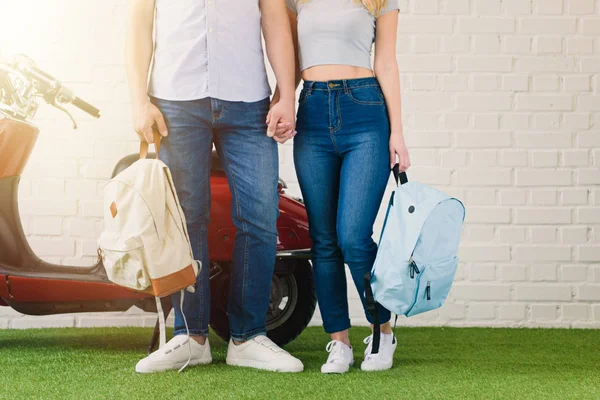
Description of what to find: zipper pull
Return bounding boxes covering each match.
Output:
[409,259,420,279]
[413,262,420,275]
[426,281,431,300]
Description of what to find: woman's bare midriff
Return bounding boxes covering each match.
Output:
[301,65,374,82]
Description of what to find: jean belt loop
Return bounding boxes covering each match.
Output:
[343,80,349,94]
[307,81,314,96]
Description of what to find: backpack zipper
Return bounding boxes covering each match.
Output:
[426,281,431,300]
[377,192,395,243]
[405,265,424,316]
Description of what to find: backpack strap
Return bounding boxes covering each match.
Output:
[392,164,408,186]
[154,291,193,372]
[364,272,381,354]
[140,131,162,159]
[177,289,193,373]
[154,297,167,349]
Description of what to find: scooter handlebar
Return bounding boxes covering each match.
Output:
[12,55,101,119]
[72,96,100,118]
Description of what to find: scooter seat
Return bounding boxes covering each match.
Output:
[111,149,225,178]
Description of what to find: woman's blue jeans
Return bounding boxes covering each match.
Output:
[294,77,392,334]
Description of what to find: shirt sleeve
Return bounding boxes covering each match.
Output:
[379,0,399,16]
[285,0,297,13]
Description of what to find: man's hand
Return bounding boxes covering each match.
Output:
[266,98,296,144]
[132,98,168,143]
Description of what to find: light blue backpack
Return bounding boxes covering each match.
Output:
[365,168,465,352]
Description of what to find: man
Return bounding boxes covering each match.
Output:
[125,0,300,373]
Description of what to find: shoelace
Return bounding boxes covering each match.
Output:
[325,341,347,364]
[363,335,378,361]
[363,334,396,361]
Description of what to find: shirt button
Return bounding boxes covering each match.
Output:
[209,28,213,32]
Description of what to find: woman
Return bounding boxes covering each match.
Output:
[271,0,410,373]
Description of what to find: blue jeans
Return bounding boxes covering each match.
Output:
[294,78,392,334]
[152,97,279,341]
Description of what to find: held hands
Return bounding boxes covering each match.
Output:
[133,98,168,143]
[390,131,410,172]
[266,97,296,144]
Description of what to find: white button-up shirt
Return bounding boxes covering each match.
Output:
[149,0,271,102]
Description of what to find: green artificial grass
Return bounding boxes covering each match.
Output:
[0,326,598,400]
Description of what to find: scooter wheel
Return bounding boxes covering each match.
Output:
[210,260,316,347]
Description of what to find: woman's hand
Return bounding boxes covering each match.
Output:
[266,95,296,144]
[389,131,410,171]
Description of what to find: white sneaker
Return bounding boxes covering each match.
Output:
[226,335,304,373]
[361,333,397,371]
[135,335,212,373]
[321,340,354,374]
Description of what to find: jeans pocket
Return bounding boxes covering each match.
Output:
[298,89,311,106]
[347,86,384,106]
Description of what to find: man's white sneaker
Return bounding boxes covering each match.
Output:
[321,340,354,374]
[135,335,212,373]
[361,333,397,372]
[226,335,304,373]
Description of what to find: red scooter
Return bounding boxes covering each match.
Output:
[0,55,315,350]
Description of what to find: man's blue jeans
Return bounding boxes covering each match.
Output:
[294,78,392,334]
[151,97,278,341]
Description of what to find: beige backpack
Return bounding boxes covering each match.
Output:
[98,135,199,353]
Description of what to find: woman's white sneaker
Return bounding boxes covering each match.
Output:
[135,335,212,373]
[226,335,304,373]
[361,333,397,372]
[321,340,354,374]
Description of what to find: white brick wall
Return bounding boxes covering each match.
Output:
[1,0,599,330]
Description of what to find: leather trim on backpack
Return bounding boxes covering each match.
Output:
[144,263,196,297]
[110,202,118,218]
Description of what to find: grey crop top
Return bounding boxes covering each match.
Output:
[286,0,400,71]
